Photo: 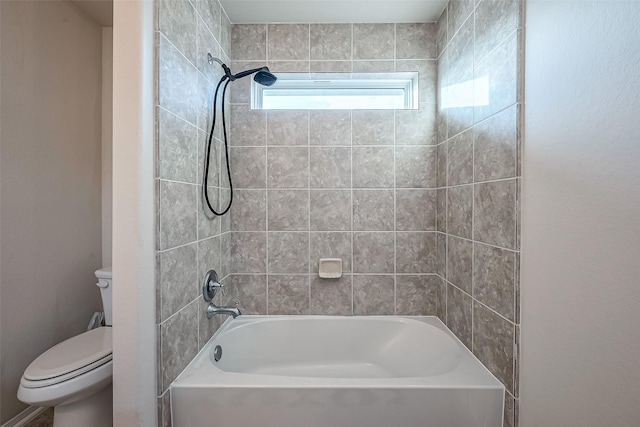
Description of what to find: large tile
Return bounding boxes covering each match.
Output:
[353,24,394,60]
[268,190,309,231]
[395,146,436,188]
[436,141,447,187]
[197,17,223,83]
[267,147,309,188]
[436,232,447,277]
[159,244,197,322]
[158,108,198,183]
[446,236,473,294]
[267,110,309,146]
[473,302,515,393]
[229,147,266,188]
[474,104,518,182]
[160,301,198,392]
[396,232,437,273]
[396,275,439,315]
[436,188,447,232]
[310,24,352,60]
[475,0,521,62]
[220,11,232,55]
[396,23,436,60]
[310,190,351,231]
[446,283,472,349]
[447,129,474,185]
[310,275,352,315]
[446,185,473,239]
[231,24,266,60]
[474,179,517,248]
[159,0,197,65]
[447,0,474,39]
[352,110,394,146]
[268,232,309,274]
[396,60,437,103]
[353,232,394,273]
[222,274,267,314]
[230,189,266,231]
[268,24,310,60]
[474,242,516,321]
[197,236,221,288]
[310,232,352,274]
[354,275,394,315]
[353,190,394,231]
[395,103,437,145]
[310,147,351,188]
[310,60,352,72]
[436,6,448,57]
[159,35,198,125]
[159,180,197,250]
[229,104,266,146]
[228,60,263,103]
[352,60,395,73]
[444,18,474,136]
[231,232,267,273]
[309,111,351,146]
[268,275,310,314]
[353,147,395,188]
[195,0,221,41]
[396,189,437,231]
[267,60,310,72]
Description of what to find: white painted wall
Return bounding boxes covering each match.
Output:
[103,27,113,268]
[0,0,103,422]
[112,0,156,424]
[520,2,640,426]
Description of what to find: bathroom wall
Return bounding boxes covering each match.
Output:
[227,23,442,317]
[520,1,640,426]
[0,0,104,422]
[435,1,522,426]
[154,0,232,424]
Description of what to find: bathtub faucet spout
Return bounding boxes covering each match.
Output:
[206,302,241,319]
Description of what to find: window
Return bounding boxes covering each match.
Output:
[252,72,419,110]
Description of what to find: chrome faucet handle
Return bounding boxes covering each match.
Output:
[202,270,225,302]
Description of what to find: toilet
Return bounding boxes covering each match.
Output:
[18,267,113,427]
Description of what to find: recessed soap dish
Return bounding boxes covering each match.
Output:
[319,258,342,279]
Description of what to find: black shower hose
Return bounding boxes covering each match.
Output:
[203,76,233,216]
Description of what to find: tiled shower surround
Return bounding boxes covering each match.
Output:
[155,1,522,426]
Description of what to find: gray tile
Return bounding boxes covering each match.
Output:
[268,275,310,314]
[267,110,309,146]
[436,233,447,277]
[310,190,351,231]
[436,188,447,232]
[198,123,221,189]
[196,17,223,84]
[158,108,198,183]
[230,189,266,231]
[198,236,221,283]
[436,6,448,57]
[230,147,266,188]
[195,0,221,41]
[504,392,516,427]
[436,276,447,321]
[353,24,394,60]
[231,24,266,60]
[353,147,395,188]
[160,244,198,321]
[353,232,394,273]
[268,232,309,274]
[220,11,232,55]
[437,141,447,187]
[310,275,352,315]
[396,189,437,231]
[444,18,474,136]
[159,35,198,125]
[396,60,437,103]
[310,232,352,274]
[352,110,394,146]
[353,190,394,231]
[396,232,437,274]
[159,180,197,250]
[474,242,516,321]
[267,61,310,72]
[352,60,395,72]
[473,302,515,393]
[446,283,472,349]
[310,60,352,72]
[395,146,436,188]
[228,60,263,103]
[396,275,439,315]
[446,236,473,294]
[310,24,352,60]
[230,104,266,146]
[475,0,521,62]
[310,147,351,188]
[447,129,474,185]
[160,301,198,392]
[231,232,267,273]
[268,190,309,231]
[222,274,267,314]
[447,0,474,39]
[474,104,518,182]
[395,103,437,145]
[198,297,223,350]
[268,24,310,60]
[159,0,197,65]
[220,232,232,278]
[396,23,436,59]
[354,275,394,315]
[474,179,516,248]
[267,147,309,188]
[446,185,473,239]
[309,111,351,146]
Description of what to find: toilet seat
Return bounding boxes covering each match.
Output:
[21,327,112,388]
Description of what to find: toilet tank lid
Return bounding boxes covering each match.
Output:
[95,267,112,280]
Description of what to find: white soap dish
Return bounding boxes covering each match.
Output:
[318,258,342,279]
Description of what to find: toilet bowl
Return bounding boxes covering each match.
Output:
[18,267,113,427]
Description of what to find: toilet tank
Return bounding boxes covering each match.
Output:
[95,267,113,326]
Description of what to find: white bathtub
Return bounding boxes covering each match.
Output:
[171,316,504,427]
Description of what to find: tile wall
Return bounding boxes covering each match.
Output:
[155,0,232,425]
[226,23,443,318]
[436,1,523,426]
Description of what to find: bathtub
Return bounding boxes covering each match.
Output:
[171,316,504,427]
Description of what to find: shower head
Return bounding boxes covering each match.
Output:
[233,66,277,86]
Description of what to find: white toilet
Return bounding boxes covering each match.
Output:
[18,267,113,427]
